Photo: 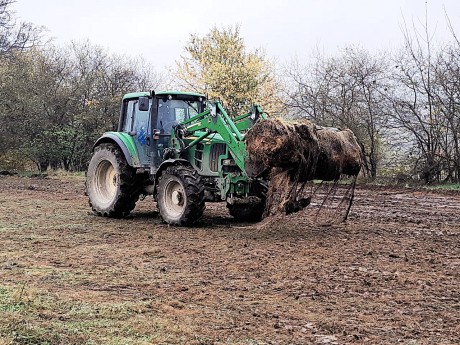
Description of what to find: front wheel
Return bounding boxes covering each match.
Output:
[157,165,205,226]
[86,143,141,218]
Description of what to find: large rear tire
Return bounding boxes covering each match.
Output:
[86,143,141,218]
[157,165,205,226]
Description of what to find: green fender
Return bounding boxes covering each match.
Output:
[93,132,140,167]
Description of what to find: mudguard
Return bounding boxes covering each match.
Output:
[156,158,191,178]
[92,132,140,167]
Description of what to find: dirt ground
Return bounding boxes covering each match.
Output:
[0,174,459,345]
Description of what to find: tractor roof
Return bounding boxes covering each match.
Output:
[123,91,206,100]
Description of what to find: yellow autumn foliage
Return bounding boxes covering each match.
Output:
[175,25,284,117]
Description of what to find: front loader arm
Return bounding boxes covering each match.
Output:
[177,102,261,174]
[232,105,267,132]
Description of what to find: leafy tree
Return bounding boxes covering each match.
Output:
[0,42,161,171]
[175,25,282,116]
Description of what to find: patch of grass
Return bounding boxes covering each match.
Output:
[427,183,460,190]
[5,323,61,345]
[0,284,173,344]
[15,169,85,179]
[0,285,58,345]
[0,221,17,231]
[48,169,85,178]
[0,285,30,312]
[16,171,46,178]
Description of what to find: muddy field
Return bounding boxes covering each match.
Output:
[0,174,459,345]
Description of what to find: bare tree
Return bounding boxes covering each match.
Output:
[285,47,389,178]
[430,44,460,181]
[0,0,41,56]
[387,8,445,183]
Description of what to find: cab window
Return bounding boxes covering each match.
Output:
[123,100,135,132]
[158,99,202,133]
[123,99,151,133]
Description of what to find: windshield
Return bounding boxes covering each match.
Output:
[158,99,203,133]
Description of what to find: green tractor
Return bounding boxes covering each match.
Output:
[86,90,268,226]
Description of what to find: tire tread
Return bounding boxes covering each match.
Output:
[157,165,205,226]
[87,143,141,218]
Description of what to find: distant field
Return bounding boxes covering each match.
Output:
[0,175,459,344]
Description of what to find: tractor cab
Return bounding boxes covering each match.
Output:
[118,91,206,168]
[153,92,205,166]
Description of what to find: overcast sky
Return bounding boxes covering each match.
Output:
[12,0,460,70]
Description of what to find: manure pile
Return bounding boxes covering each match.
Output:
[245,118,363,221]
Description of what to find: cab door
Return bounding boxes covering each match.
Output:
[123,98,151,166]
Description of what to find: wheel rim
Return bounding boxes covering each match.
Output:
[163,179,186,218]
[94,160,117,204]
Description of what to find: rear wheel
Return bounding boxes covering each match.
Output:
[227,198,265,222]
[86,143,141,218]
[157,165,205,226]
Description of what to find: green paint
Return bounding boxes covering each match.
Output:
[156,90,205,98]
[181,102,248,173]
[122,90,205,100]
[122,91,150,100]
[102,132,140,166]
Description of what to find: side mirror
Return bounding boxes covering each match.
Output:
[138,96,149,111]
